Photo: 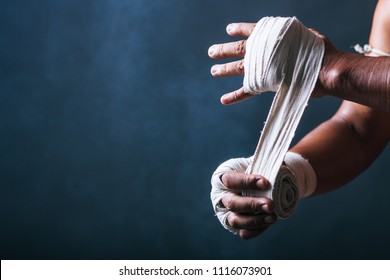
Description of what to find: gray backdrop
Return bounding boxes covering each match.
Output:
[1,0,389,259]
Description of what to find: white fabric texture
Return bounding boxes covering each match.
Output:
[210,16,323,233]
[284,152,317,198]
[242,16,323,217]
[210,152,316,234]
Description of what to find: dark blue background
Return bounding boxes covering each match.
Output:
[1,0,389,259]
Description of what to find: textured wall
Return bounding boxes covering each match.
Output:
[1,0,389,259]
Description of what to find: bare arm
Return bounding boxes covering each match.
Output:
[209,0,390,239]
[291,0,390,194]
[291,101,390,194]
[324,0,390,111]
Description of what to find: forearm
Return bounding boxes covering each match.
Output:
[318,0,390,112]
[320,52,390,112]
[290,102,390,195]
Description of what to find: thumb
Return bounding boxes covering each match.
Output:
[221,87,255,105]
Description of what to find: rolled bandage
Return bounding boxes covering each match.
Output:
[210,153,317,233]
[245,152,316,217]
[284,152,317,198]
[211,16,323,232]
[242,16,323,218]
[268,165,299,218]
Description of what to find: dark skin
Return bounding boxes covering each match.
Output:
[209,0,390,239]
[220,173,276,240]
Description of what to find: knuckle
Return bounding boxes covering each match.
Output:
[251,215,261,227]
[251,23,256,32]
[232,90,239,102]
[244,174,251,186]
[220,172,229,186]
[221,64,228,74]
[244,174,255,187]
[224,196,235,211]
[235,60,244,74]
[250,199,261,212]
[218,44,225,57]
[235,40,246,55]
[239,174,248,188]
[228,213,240,228]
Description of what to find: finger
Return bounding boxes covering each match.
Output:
[208,40,246,59]
[211,60,244,77]
[221,171,269,191]
[221,87,254,105]
[238,228,269,240]
[221,192,273,214]
[226,22,256,37]
[227,212,277,230]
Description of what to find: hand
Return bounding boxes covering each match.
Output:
[208,22,256,105]
[208,22,342,102]
[220,170,277,239]
[211,157,278,239]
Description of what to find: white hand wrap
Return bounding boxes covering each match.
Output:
[211,17,323,234]
[210,152,317,234]
[284,152,317,197]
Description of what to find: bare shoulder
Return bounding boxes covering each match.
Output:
[377,0,390,25]
[378,0,390,11]
[370,0,390,52]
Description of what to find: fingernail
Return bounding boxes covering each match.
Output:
[261,203,273,213]
[261,204,269,213]
[264,215,276,224]
[211,66,220,75]
[226,23,235,33]
[256,178,265,189]
[208,45,216,56]
[220,94,229,105]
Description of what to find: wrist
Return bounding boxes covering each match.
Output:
[318,40,370,101]
[317,40,348,98]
